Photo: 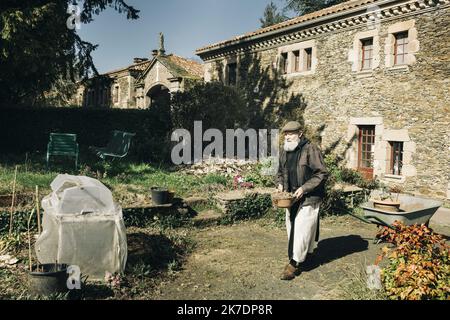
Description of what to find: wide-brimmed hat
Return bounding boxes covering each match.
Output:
[281,121,302,133]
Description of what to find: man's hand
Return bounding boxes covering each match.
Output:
[293,187,304,200]
[278,184,283,192]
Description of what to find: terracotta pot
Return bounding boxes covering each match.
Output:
[373,199,401,212]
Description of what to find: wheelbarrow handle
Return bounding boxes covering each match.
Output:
[346,211,395,230]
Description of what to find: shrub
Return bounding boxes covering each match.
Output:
[320,180,347,216]
[376,222,450,300]
[320,154,379,216]
[0,107,171,162]
[245,162,276,188]
[171,82,247,134]
[0,210,38,235]
[222,193,272,225]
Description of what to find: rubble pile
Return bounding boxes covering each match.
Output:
[179,158,260,176]
[0,254,18,268]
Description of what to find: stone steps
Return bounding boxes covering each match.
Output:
[192,210,223,227]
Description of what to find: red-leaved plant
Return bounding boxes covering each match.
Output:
[375,222,450,300]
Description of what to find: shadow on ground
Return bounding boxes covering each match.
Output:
[126,232,182,272]
[300,235,369,272]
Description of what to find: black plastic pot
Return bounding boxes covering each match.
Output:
[151,187,169,205]
[28,264,68,297]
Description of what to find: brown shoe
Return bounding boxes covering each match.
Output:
[280,263,299,281]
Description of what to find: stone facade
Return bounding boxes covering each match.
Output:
[75,37,203,109]
[197,0,450,200]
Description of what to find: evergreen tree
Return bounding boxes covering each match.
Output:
[284,0,347,16]
[0,1,139,106]
[260,2,287,28]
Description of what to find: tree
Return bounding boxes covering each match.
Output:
[0,1,139,107]
[284,0,347,16]
[260,2,287,28]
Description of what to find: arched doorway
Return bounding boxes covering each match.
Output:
[146,84,171,109]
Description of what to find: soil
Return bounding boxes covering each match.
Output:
[150,215,450,300]
[1,214,448,300]
[150,216,383,300]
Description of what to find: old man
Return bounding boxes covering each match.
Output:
[277,121,328,281]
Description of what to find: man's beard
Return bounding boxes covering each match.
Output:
[284,137,300,152]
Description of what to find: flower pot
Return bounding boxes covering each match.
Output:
[151,187,169,205]
[28,264,68,297]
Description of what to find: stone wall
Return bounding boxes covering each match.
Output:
[144,61,173,93]
[205,7,450,199]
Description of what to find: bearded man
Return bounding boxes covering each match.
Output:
[277,121,328,281]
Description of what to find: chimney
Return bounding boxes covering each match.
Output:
[152,49,159,57]
[134,57,148,64]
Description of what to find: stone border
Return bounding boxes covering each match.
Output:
[349,28,381,72]
[345,117,417,183]
[277,39,318,76]
[384,19,420,68]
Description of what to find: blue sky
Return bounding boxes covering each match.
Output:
[77,0,286,73]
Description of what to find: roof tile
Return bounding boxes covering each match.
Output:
[196,0,378,53]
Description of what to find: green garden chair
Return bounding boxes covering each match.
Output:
[90,130,136,160]
[46,133,79,169]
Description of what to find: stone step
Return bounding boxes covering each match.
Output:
[431,207,450,227]
[192,210,223,227]
[184,196,209,208]
[214,187,276,213]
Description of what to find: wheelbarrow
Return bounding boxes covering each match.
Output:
[347,193,443,242]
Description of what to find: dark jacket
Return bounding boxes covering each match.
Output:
[277,139,329,206]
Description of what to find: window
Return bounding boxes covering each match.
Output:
[358,125,376,179]
[86,90,91,106]
[280,53,288,75]
[394,32,409,65]
[361,38,373,70]
[389,141,404,175]
[279,42,315,75]
[98,88,103,105]
[87,89,95,106]
[227,63,237,86]
[113,86,119,103]
[304,48,312,71]
[293,51,300,72]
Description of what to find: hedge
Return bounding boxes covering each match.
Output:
[0,107,172,162]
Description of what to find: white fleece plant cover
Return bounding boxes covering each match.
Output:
[35,174,127,280]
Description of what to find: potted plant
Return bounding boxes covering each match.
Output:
[372,186,402,212]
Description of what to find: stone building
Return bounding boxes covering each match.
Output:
[196,0,450,200]
[75,33,203,109]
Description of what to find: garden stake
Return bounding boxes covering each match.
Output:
[8,166,18,236]
[27,209,34,272]
[25,153,28,173]
[35,186,41,233]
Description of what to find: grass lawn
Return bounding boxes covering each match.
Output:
[1,153,447,300]
[0,153,234,209]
